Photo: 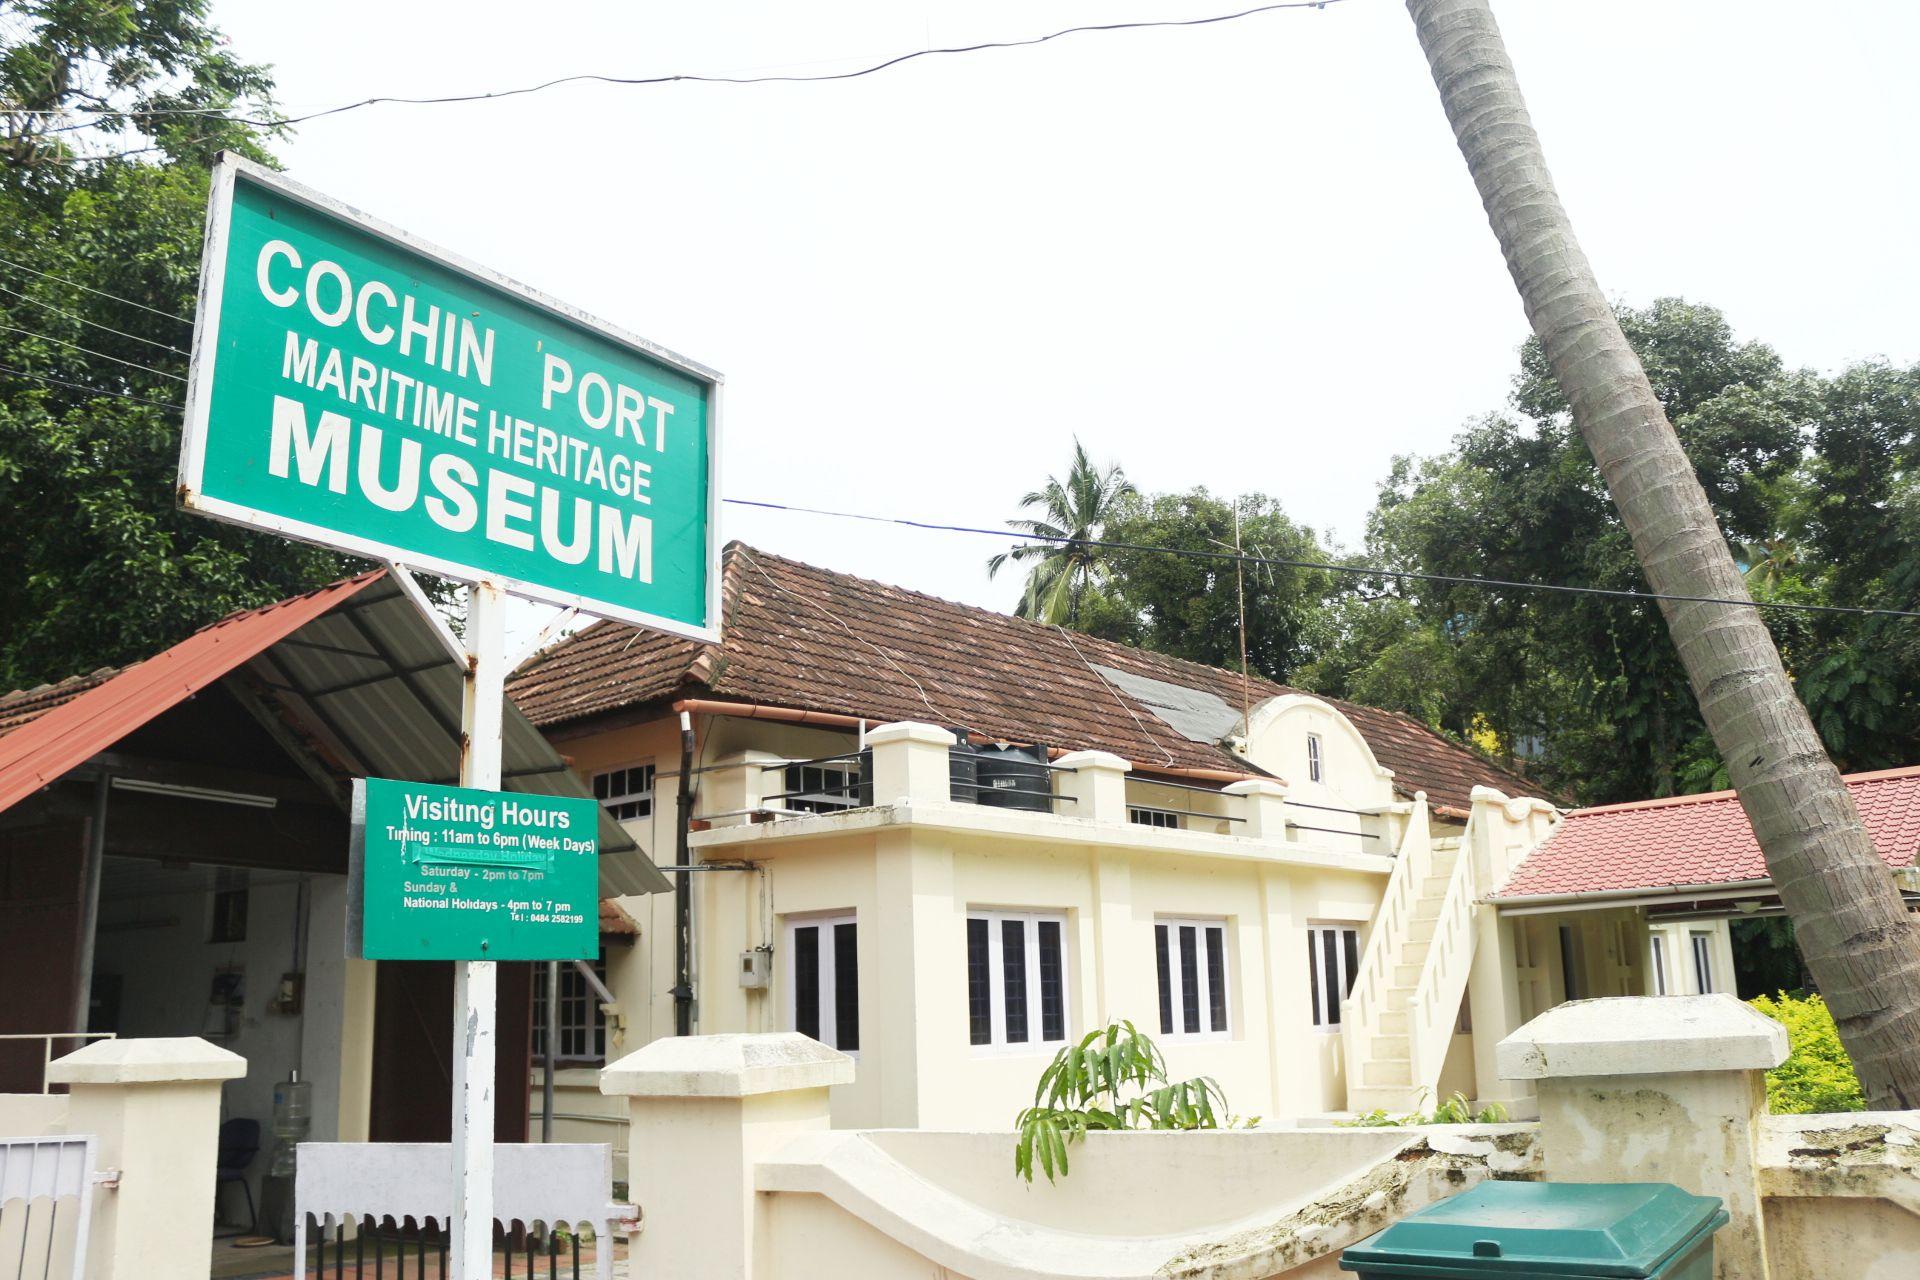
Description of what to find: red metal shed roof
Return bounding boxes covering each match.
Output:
[1496,765,1920,899]
[0,573,385,814]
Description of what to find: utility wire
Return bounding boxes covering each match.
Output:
[0,0,1346,130]
[0,363,182,410]
[722,497,1920,622]
[0,256,194,328]
[0,321,187,380]
[0,280,190,356]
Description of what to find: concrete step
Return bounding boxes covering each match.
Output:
[1372,1034,1409,1059]
[1394,963,1424,988]
[1422,875,1453,897]
[1362,1058,1413,1087]
[1377,1010,1408,1035]
[1407,917,1437,944]
[1383,986,1413,1013]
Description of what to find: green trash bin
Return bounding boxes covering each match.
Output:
[1339,1181,1729,1279]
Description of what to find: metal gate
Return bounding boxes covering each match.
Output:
[0,1136,97,1280]
[294,1143,633,1280]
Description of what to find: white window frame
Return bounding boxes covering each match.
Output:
[592,762,655,823]
[1156,917,1230,1040]
[782,760,863,814]
[1306,922,1361,1031]
[1129,805,1182,830]
[533,952,610,1064]
[1306,733,1324,784]
[967,909,1070,1054]
[787,912,859,1055]
[1650,933,1670,996]
[1690,930,1716,994]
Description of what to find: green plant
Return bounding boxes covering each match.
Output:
[1336,1091,1510,1128]
[1751,992,1867,1114]
[1013,1020,1228,1183]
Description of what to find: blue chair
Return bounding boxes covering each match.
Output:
[215,1117,261,1235]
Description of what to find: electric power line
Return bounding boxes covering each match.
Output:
[0,0,1347,132]
[720,497,1920,622]
[0,256,194,328]
[0,363,183,410]
[0,280,190,356]
[0,321,186,381]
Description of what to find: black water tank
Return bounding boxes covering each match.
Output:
[948,730,979,802]
[972,743,1052,811]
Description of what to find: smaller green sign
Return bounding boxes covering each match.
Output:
[349,777,599,961]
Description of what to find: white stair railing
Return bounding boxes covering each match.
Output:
[1341,795,1434,1090]
[1405,827,1479,1096]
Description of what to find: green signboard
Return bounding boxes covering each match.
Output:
[349,777,600,961]
[180,154,722,639]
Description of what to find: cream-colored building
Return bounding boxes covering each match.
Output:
[510,544,1580,1132]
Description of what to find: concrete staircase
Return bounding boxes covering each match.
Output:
[1342,808,1475,1115]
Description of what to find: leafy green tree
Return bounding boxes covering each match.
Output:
[1306,300,1816,804]
[0,1,355,692]
[987,438,1135,626]
[1093,488,1339,685]
[1750,992,1866,1114]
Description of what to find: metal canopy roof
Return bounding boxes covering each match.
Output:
[0,570,667,896]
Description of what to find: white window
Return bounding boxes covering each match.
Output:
[1650,933,1670,996]
[967,910,1069,1050]
[1690,930,1716,994]
[593,763,654,822]
[1156,918,1229,1038]
[1307,923,1360,1029]
[782,761,863,813]
[1307,733,1324,783]
[789,914,859,1052]
[1129,805,1182,830]
[533,953,609,1063]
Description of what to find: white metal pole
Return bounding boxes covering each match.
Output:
[451,577,507,1280]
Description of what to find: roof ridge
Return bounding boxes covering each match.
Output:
[1565,763,1920,819]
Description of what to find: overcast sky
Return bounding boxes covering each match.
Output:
[215,0,1920,633]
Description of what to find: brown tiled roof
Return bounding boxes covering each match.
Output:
[508,543,1548,813]
[0,666,129,737]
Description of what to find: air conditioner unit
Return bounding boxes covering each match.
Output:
[738,947,772,989]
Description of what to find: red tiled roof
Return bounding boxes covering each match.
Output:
[599,898,640,936]
[1497,765,1920,898]
[509,543,1547,813]
[0,573,386,814]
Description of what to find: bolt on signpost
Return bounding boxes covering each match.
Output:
[180,153,720,1280]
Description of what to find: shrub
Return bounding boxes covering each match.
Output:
[1750,992,1865,1114]
[1013,1020,1229,1183]
[1338,1090,1510,1127]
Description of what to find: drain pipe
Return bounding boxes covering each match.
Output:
[672,710,696,1035]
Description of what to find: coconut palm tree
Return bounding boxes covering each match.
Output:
[988,440,1136,627]
[1406,0,1920,1106]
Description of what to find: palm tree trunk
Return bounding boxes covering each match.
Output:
[1405,0,1920,1106]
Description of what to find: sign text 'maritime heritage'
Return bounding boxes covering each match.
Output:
[179,154,723,640]
[349,778,600,962]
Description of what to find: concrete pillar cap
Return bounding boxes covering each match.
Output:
[1496,994,1788,1080]
[1054,750,1130,772]
[46,1036,246,1085]
[863,722,956,747]
[1222,778,1288,797]
[600,1032,854,1098]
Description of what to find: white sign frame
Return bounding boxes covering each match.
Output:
[178,152,725,642]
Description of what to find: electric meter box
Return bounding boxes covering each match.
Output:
[739,948,771,989]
